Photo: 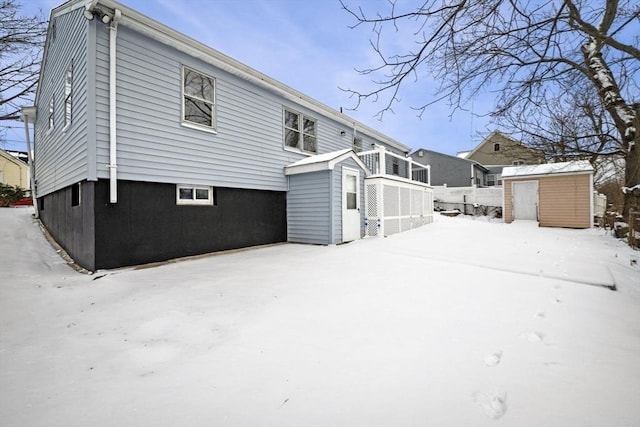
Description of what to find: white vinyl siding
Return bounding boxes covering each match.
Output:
[34,8,89,197]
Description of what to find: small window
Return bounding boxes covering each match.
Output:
[283,107,317,154]
[512,160,524,165]
[64,64,73,128]
[353,137,363,153]
[176,185,215,205]
[71,182,81,206]
[48,98,54,130]
[392,157,399,175]
[493,143,501,151]
[182,66,216,130]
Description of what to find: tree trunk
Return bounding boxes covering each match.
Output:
[622,105,640,218]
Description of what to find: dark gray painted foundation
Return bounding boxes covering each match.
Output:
[38,179,287,271]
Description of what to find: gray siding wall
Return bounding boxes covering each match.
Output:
[412,151,472,187]
[332,158,366,244]
[34,8,90,197]
[287,171,331,244]
[91,25,405,192]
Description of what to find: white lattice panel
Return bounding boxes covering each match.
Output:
[400,187,410,216]
[366,184,378,216]
[383,185,399,216]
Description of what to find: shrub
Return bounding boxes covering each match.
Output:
[0,183,26,207]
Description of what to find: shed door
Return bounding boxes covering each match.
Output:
[342,168,360,242]
[512,181,538,221]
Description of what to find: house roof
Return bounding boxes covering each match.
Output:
[410,148,488,172]
[41,0,410,154]
[284,149,369,175]
[459,130,543,160]
[502,160,593,178]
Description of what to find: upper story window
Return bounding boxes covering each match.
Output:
[182,66,216,130]
[493,143,501,152]
[512,160,524,165]
[63,64,72,129]
[284,107,317,154]
[48,98,54,130]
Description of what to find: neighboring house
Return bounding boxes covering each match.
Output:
[502,161,594,228]
[28,0,432,271]
[0,149,29,189]
[411,148,488,187]
[457,131,546,186]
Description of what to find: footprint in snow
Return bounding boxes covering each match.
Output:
[534,310,545,319]
[484,350,502,367]
[526,331,544,343]
[473,390,508,419]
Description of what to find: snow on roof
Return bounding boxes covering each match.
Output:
[286,149,352,168]
[456,151,470,159]
[502,160,593,178]
[284,149,368,175]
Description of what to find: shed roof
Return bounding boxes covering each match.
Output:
[284,149,369,175]
[502,160,593,178]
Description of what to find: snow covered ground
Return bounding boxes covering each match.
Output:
[1,207,639,427]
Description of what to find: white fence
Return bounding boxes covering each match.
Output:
[594,192,606,219]
[432,185,503,215]
[364,176,434,237]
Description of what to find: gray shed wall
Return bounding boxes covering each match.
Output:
[287,170,331,245]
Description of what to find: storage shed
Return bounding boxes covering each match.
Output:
[285,149,369,245]
[502,161,594,228]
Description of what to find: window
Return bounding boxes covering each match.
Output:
[487,174,503,186]
[71,182,81,206]
[283,108,317,154]
[493,143,500,152]
[512,160,524,165]
[392,157,399,175]
[64,64,72,128]
[176,185,215,205]
[48,98,54,130]
[353,137,363,153]
[182,66,215,130]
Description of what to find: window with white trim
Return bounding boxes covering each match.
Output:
[48,98,54,130]
[283,107,317,154]
[512,160,524,165]
[176,185,215,205]
[182,66,215,130]
[63,64,72,128]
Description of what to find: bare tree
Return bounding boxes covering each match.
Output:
[341,0,639,215]
[0,0,46,123]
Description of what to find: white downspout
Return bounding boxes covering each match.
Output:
[108,9,121,203]
[20,107,38,218]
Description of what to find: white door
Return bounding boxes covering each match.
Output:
[512,181,538,221]
[342,168,360,242]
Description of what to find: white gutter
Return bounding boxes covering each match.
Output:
[20,106,38,218]
[108,9,121,203]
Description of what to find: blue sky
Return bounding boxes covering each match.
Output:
[5,0,495,154]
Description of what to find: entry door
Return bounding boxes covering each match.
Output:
[342,168,360,242]
[512,181,538,221]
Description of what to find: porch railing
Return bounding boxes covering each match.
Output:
[357,146,430,185]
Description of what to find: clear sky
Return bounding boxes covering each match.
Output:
[5,0,495,155]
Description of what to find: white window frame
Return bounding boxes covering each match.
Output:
[48,97,54,131]
[283,107,317,155]
[181,66,216,132]
[63,63,72,130]
[176,184,214,205]
[512,160,524,165]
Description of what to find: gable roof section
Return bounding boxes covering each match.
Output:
[461,130,545,162]
[502,160,593,178]
[410,148,488,172]
[41,0,410,154]
[284,149,369,175]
